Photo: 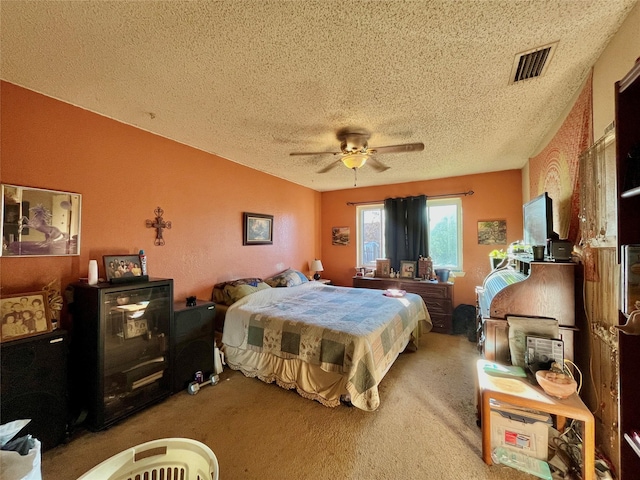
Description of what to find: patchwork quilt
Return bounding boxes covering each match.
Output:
[222,282,432,410]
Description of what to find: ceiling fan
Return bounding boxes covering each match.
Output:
[289,128,425,174]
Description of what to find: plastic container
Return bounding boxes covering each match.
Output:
[77,438,219,480]
[434,268,450,282]
[88,260,99,285]
[138,250,148,276]
[491,446,552,480]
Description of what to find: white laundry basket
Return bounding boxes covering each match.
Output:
[77,438,218,480]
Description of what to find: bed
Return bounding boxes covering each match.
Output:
[212,270,432,411]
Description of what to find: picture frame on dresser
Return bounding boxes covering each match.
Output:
[0,291,52,342]
[375,258,391,277]
[104,254,145,281]
[400,261,416,279]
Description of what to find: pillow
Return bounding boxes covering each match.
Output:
[264,268,309,288]
[223,282,271,305]
[211,277,263,304]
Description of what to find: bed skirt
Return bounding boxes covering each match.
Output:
[222,325,422,409]
[223,345,349,407]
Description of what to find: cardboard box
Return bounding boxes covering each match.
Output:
[490,408,551,460]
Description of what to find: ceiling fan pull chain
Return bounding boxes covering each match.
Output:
[353,168,357,186]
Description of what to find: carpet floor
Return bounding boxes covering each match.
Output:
[42,332,535,479]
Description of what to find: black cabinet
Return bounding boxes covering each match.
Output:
[68,279,173,430]
[615,59,640,478]
[0,329,69,451]
[171,300,216,393]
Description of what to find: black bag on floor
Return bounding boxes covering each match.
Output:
[452,304,477,342]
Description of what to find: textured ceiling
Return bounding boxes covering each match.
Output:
[1,1,637,191]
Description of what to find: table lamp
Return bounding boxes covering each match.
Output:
[310,259,324,280]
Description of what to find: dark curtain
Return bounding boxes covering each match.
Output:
[384,195,428,271]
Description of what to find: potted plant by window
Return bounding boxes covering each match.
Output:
[489,249,507,269]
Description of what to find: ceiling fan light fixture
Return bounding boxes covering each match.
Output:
[341,153,368,169]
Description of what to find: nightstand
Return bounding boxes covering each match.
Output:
[476,359,594,479]
[314,279,331,285]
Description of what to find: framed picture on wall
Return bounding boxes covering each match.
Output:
[243,212,273,245]
[1,184,81,257]
[477,220,507,245]
[332,227,350,245]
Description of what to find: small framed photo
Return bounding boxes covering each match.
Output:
[112,301,150,339]
[332,226,350,246]
[400,261,417,279]
[104,255,144,281]
[376,258,391,278]
[243,212,273,245]
[1,291,52,343]
[124,318,148,340]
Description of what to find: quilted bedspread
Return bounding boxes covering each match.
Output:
[222,282,431,410]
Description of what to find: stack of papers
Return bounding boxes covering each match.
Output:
[483,363,527,378]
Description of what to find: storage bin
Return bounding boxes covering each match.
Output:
[434,268,450,282]
[77,438,218,480]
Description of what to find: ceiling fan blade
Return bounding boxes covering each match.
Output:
[370,142,424,154]
[367,156,390,172]
[290,150,341,156]
[317,159,343,173]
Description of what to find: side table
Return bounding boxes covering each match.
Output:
[475,359,594,480]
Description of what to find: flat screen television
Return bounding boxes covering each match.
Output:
[523,192,553,247]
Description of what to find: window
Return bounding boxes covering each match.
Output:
[356,198,462,270]
[356,205,385,268]
[427,197,462,270]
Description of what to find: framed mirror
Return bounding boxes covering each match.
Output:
[1,184,81,257]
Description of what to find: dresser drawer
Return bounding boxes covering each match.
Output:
[401,281,452,300]
[352,277,393,290]
[430,313,452,334]
[421,296,452,316]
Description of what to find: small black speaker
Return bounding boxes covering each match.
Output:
[171,300,216,393]
[0,330,69,451]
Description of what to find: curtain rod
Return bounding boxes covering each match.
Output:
[346,190,474,206]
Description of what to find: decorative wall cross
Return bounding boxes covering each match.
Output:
[146,207,172,246]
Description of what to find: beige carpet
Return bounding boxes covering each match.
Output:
[42,333,534,479]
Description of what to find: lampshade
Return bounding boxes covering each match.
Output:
[341,153,368,170]
[310,259,324,272]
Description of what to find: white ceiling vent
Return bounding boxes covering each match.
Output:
[509,42,558,84]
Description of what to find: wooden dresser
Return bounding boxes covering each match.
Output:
[476,258,575,364]
[352,276,453,333]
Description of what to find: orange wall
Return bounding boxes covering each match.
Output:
[320,170,523,306]
[1,81,523,320]
[0,82,321,326]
